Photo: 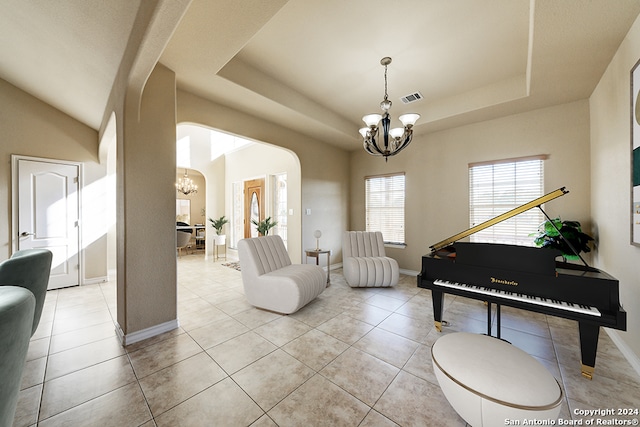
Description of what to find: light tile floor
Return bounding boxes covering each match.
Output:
[12,255,640,426]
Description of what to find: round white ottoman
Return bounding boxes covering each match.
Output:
[432,332,562,427]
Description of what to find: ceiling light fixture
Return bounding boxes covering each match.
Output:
[359,57,420,161]
[176,169,198,195]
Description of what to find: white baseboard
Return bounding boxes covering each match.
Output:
[605,328,640,377]
[115,319,180,346]
[399,268,419,276]
[83,276,108,285]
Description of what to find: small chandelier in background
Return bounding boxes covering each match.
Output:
[359,57,420,161]
[176,169,198,195]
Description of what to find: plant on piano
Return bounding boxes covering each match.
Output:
[530,218,594,261]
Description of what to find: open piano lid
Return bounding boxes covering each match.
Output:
[430,186,569,252]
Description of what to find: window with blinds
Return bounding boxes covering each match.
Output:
[365,173,405,245]
[469,156,546,246]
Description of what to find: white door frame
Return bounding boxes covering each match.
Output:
[11,154,83,286]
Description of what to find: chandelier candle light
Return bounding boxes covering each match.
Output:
[176,169,198,195]
[359,57,420,161]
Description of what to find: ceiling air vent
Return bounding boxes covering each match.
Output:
[400,91,423,104]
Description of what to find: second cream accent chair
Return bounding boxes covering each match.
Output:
[342,231,399,287]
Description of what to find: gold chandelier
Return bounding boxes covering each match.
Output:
[176,169,198,195]
[359,57,420,161]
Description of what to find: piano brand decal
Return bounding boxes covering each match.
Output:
[490,277,518,286]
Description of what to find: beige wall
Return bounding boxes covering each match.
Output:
[590,13,640,362]
[116,63,177,337]
[176,89,350,265]
[0,78,108,283]
[350,100,592,272]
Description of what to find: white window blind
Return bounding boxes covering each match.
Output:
[230,181,243,249]
[365,173,405,245]
[272,173,288,248]
[469,157,545,246]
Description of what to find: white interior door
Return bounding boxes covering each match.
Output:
[17,159,80,289]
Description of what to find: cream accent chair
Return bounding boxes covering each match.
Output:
[342,231,399,287]
[238,235,326,314]
[176,231,192,257]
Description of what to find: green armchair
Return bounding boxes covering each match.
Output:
[0,286,36,427]
[0,249,52,427]
[0,249,53,335]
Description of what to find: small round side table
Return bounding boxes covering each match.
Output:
[305,249,330,284]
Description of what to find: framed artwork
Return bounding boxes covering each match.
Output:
[632,58,640,246]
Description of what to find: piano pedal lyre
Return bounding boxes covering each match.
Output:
[581,364,594,380]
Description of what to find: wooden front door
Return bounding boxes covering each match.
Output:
[244,178,265,238]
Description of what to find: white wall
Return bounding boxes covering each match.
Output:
[590,13,640,364]
[177,125,225,259]
[225,142,301,258]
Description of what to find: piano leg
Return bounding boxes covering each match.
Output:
[485,302,501,339]
[486,301,492,336]
[432,289,444,332]
[496,304,501,340]
[578,322,600,380]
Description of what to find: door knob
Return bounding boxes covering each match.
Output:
[20,231,34,237]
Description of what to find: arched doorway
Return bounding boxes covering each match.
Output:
[176,123,302,261]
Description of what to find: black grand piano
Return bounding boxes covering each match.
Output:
[418,187,626,379]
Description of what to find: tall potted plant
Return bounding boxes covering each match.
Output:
[208,215,229,245]
[251,217,278,236]
[530,217,594,261]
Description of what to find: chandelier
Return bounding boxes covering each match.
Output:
[359,57,420,161]
[176,169,198,195]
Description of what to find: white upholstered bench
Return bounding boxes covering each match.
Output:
[432,332,563,427]
[238,235,326,314]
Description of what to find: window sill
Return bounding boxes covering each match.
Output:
[384,242,407,249]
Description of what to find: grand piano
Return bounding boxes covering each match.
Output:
[418,187,626,379]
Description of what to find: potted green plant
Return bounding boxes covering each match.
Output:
[251,216,278,236]
[208,215,229,245]
[530,217,594,261]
